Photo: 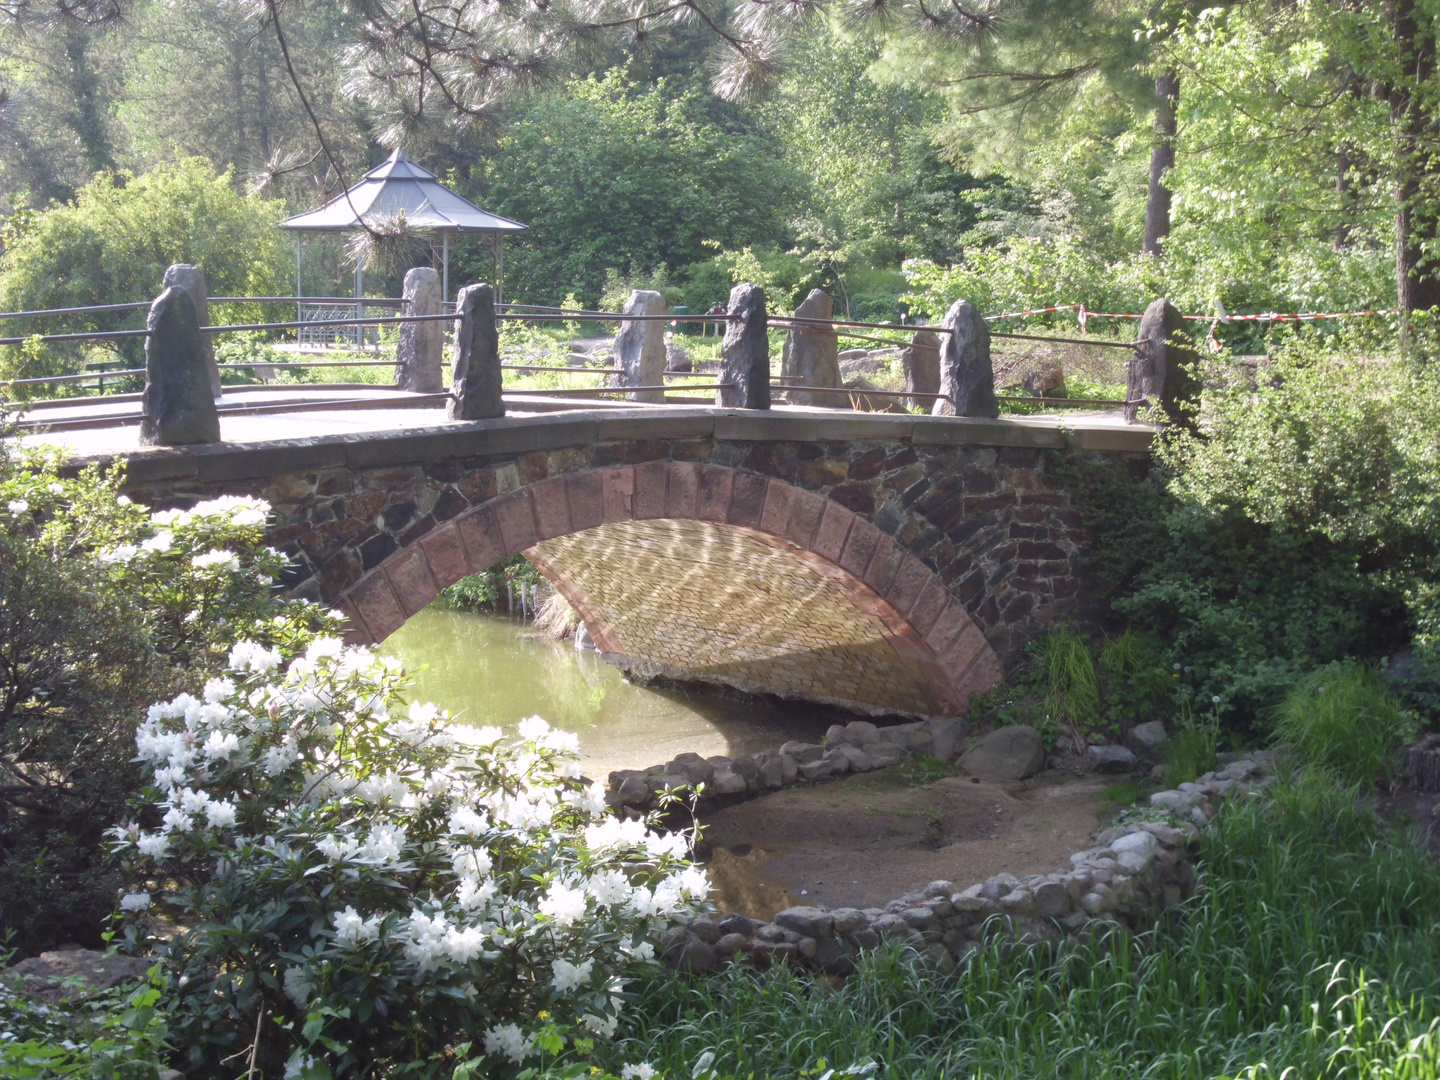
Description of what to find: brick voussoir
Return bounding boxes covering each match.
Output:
[758,480,799,537]
[454,505,503,574]
[346,569,406,642]
[695,464,735,522]
[418,520,470,592]
[633,462,668,519]
[383,544,439,618]
[566,471,604,532]
[599,467,636,523]
[528,476,572,541]
[665,462,700,519]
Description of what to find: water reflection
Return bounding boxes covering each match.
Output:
[382,608,836,780]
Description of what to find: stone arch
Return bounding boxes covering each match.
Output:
[335,463,1002,717]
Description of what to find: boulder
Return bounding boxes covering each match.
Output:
[4,949,155,1003]
[665,339,693,373]
[139,286,220,446]
[932,299,998,418]
[1086,744,1140,774]
[1125,720,1168,761]
[781,289,842,407]
[779,741,825,764]
[845,720,881,746]
[798,758,834,781]
[958,724,1046,780]
[162,263,220,396]
[448,282,503,420]
[718,282,770,409]
[773,906,834,939]
[902,328,941,410]
[393,266,444,392]
[835,744,873,772]
[928,718,964,761]
[1126,298,1198,426]
[613,290,667,403]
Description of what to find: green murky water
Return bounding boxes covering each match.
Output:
[381,608,835,781]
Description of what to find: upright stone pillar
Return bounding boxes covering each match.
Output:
[1126,298,1198,426]
[613,289,667,404]
[140,286,220,446]
[447,283,504,421]
[902,328,941,410]
[162,264,220,397]
[931,299,998,418]
[394,266,444,393]
[780,288,840,407]
[717,282,770,410]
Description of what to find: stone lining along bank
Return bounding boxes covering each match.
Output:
[652,753,1273,976]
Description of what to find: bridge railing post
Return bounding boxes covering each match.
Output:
[717,281,769,409]
[394,266,444,393]
[162,263,221,397]
[140,285,221,446]
[448,282,504,421]
[614,289,667,404]
[1125,297,1199,426]
[780,288,841,407]
[932,299,998,418]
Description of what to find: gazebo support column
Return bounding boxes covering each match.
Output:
[442,233,449,307]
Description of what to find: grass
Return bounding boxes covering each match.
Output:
[896,752,956,788]
[605,771,1440,1079]
[1102,779,1144,805]
[1273,662,1414,785]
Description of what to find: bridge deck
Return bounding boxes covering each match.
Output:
[15,387,1152,483]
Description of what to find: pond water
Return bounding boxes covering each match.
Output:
[381,607,837,782]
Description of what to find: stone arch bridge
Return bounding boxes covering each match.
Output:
[90,407,1150,717]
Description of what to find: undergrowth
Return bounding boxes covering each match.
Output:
[611,772,1440,1078]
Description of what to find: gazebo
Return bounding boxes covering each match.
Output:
[281,149,528,313]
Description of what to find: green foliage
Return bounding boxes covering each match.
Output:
[607,772,1440,1078]
[1026,626,1101,738]
[1098,631,1171,733]
[895,752,955,787]
[1101,779,1143,806]
[1164,706,1220,786]
[1273,663,1414,786]
[0,958,171,1079]
[439,571,502,613]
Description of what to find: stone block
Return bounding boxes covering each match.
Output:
[448,283,504,421]
[902,328,941,410]
[932,299,998,419]
[394,267,444,393]
[491,490,537,553]
[456,506,503,573]
[384,544,438,617]
[959,725,1045,780]
[811,501,855,562]
[613,290,667,404]
[779,741,825,764]
[781,289,842,407]
[599,467,636,523]
[1125,720,1168,761]
[759,480,798,537]
[529,477,571,540]
[666,462,699,519]
[727,471,769,528]
[695,465,734,521]
[566,472,604,532]
[1087,744,1139,774]
[633,462,668,520]
[1126,298,1198,426]
[347,570,406,642]
[798,758,833,781]
[774,906,834,939]
[162,264,220,396]
[717,282,770,409]
[140,287,220,447]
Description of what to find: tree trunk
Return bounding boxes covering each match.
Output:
[1389,0,1440,321]
[1142,71,1179,257]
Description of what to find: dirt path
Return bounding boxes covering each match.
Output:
[700,766,1114,918]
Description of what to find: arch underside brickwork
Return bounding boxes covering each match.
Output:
[337,463,1003,717]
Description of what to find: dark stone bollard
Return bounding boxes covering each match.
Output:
[781,288,840,407]
[613,289,667,404]
[717,282,769,410]
[162,264,220,396]
[394,266,444,393]
[448,282,504,421]
[140,286,220,446]
[932,300,998,418]
[902,328,940,410]
[1125,298,1198,425]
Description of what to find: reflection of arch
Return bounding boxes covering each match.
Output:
[337,464,1002,716]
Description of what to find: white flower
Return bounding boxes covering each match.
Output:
[647,831,691,861]
[584,816,651,852]
[622,1065,658,1080]
[448,805,489,837]
[150,508,187,527]
[161,807,193,833]
[228,640,281,674]
[203,731,240,760]
[6,499,28,515]
[583,1012,620,1037]
[190,549,240,572]
[538,881,587,926]
[202,677,235,704]
[676,865,711,900]
[550,957,594,994]
[152,765,184,791]
[141,531,173,554]
[585,870,633,907]
[262,738,299,777]
[443,924,485,964]
[566,782,607,816]
[409,701,443,724]
[316,834,361,862]
[692,1051,716,1078]
[282,965,313,1007]
[304,637,343,663]
[136,832,170,859]
[204,800,238,829]
[332,906,383,947]
[98,544,138,564]
[284,1055,316,1080]
[119,891,151,912]
[116,495,131,505]
[46,482,63,495]
[359,823,407,864]
[623,940,656,962]
[455,876,496,910]
[190,495,269,523]
[484,1023,533,1064]
[517,716,550,741]
[178,788,211,814]
[540,727,581,755]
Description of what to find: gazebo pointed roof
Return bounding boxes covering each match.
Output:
[281,149,528,234]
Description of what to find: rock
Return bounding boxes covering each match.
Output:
[574,621,597,651]
[688,919,722,944]
[952,884,985,912]
[665,339,693,373]
[928,718,964,761]
[796,936,819,960]
[4,950,155,1003]
[779,754,798,784]
[139,286,221,446]
[924,880,957,899]
[613,290,668,403]
[1138,821,1188,847]
[958,724,1046,780]
[822,748,852,775]
[712,768,748,795]
[674,935,717,973]
[779,741,825,764]
[1149,789,1197,811]
[393,266,444,392]
[831,907,869,933]
[824,724,851,747]
[781,289,842,407]
[754,922,787,943]
[901,907,938,930]
[730,755,759,783]
[931,299,998,418]
[845,720,881,746]
[668,752,715,785]
[1086,744,1139,774]
[1126,297,1198,427]
[798,758,834,781]
[758,756,785,789]
[448,282,504,420]
[717,913,756,937]
[162,263,220,395]
[718,282,770,409]
[1032,881,1072,918]
[714,932,750,958]
[617,776,649,806]
[842,374,908,413]
[902,329,941,410]
[1125,720,1168,761]
[773,906,834,939]
[999,889,1036,916]
[813,936,854,975]
[836,744,873,772]
[868,743,905,768]
[871,914,909,939]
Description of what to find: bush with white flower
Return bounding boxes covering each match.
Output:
[111,632,709,1079]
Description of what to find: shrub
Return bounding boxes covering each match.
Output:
[110,636,706,1079]
[0,441,328,952]
[1027,626,1100,740]
[1272,663,1413,785]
